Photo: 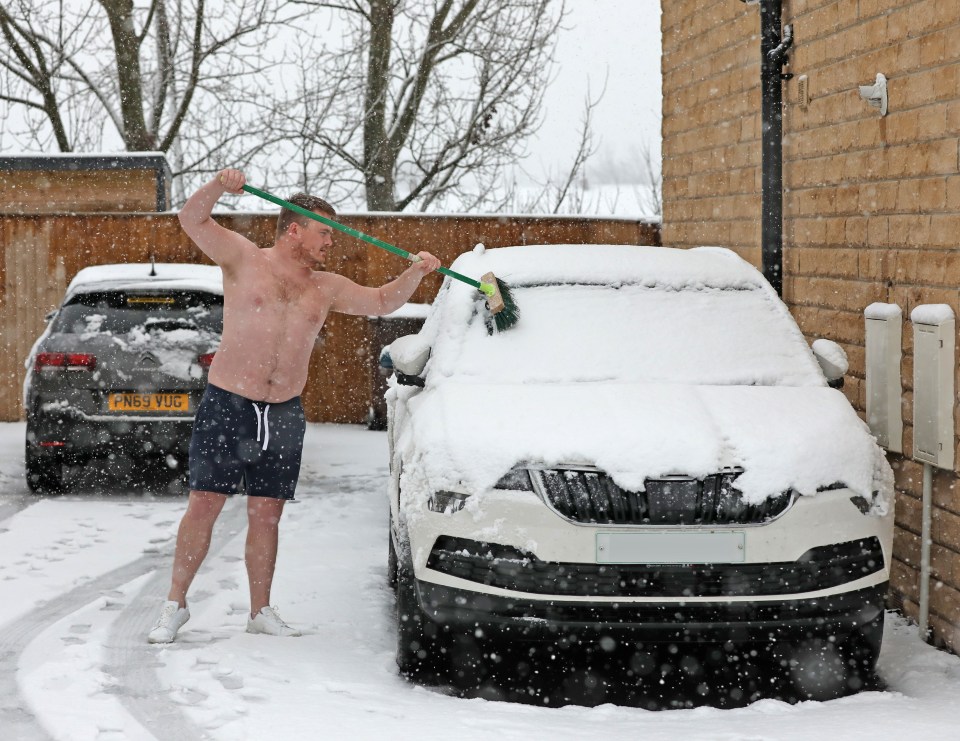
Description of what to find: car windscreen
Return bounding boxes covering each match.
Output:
[427,282,826,387]
[53,291,223,335]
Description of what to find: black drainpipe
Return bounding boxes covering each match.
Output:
[742,0,793,296]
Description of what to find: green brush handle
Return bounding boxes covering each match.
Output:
[241,184,486,292]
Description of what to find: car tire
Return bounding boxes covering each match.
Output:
[395,562,444,680]
[841,608,884,691]
[25,444,65,494]
[446,632,490,691]
[366,405,387,431]
[787,610,884,700]
[387,529,398,592]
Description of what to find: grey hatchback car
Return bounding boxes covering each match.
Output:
[24,263,223,492]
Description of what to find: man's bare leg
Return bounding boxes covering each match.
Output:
[246,495,286,617]
[168,490,228,607]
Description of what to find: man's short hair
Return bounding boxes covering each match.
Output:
[276,192,337,239]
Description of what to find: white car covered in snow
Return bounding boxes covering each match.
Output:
[384,244,894,696]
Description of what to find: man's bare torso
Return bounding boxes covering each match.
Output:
[177,170,441,405]
[210,248,333,403]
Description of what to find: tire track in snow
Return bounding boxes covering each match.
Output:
[0,496,244,740]
[106,498,248,740]
[0,553,165,740]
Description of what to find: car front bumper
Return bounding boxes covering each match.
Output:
[400,486,893,645]
[415,580,887,644]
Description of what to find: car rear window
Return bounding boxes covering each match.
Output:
[53,291,223,335]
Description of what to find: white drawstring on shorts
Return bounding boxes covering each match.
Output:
[251,402,271,450]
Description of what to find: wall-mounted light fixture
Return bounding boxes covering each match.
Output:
[858,73,888,116]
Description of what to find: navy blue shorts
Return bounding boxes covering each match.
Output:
[188,383,306,500]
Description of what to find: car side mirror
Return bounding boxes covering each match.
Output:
[389,334,430,383]
[379,347,422,386]
[811,339,848,388]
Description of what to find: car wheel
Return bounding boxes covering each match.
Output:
[787,610,884,700]
[446,632,490,691]
[387,529,398,592]
[840,608,884,691]
[25,444,65,494]
[366,405,387,431]
[396,562,444,679]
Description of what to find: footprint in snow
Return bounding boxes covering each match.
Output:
[215,669,245,691]
[239,689,269,703]
[171,686,209,706]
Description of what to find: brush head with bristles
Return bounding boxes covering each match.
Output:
[492,278,519,332]
[480,272,519,333]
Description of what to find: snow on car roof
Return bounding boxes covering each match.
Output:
[449,244,766,289]
[65,263,223,297]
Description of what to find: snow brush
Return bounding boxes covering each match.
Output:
[241,185,518,333]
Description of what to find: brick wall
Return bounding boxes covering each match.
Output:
[662,0,960,652]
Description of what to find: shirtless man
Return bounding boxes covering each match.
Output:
[147,168,440,643]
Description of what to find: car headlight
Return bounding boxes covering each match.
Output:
[427,490,468,513]
[427,468,535,513]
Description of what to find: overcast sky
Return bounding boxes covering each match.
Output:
[522,0,663,187]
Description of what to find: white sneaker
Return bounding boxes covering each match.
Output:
[247,606,301,637]
[147,600,190,644]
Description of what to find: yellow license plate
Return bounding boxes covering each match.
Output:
[108,393,190,413]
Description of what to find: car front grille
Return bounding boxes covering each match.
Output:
[532,468,793,525]
[426,536,886,598]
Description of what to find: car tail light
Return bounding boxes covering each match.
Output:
[34,352,97,371]
[197,352,215,369]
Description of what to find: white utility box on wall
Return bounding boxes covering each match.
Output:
[911,304,955,469]
[865,303,903,453]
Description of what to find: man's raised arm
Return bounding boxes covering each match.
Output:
[329,251,442,316]
[178,169,257,269]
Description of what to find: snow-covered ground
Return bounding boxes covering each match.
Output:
[0,421,958,740]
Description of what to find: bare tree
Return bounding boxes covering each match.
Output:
[635,137,662,219]
[0,0,297,199]
[274,0,566,212]
[501,87,598,215]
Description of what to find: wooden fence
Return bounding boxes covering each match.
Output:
[0,211,660,423]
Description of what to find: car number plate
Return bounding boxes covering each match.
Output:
[108,393,189,413]
[596,531,745,564]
